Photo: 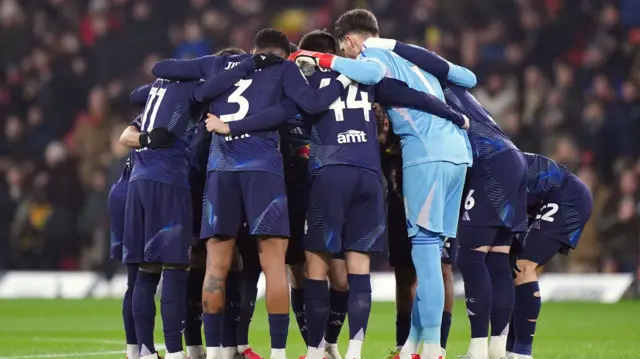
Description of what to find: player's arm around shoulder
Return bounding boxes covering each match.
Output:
[331,52,385,85]
[151,55,219,80]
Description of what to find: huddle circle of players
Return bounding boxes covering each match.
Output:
[108,9,593,359]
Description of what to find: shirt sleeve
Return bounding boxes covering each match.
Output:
[227,99,299,135]
[130,113,143,130]
[193,58,257,103]
[375,78,466,127]
[332,56,385,85]
[281,61,347,114]
[130,83,152,106]
[393,42,477,88]
[151,55,219,80]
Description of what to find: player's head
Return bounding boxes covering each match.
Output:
[215,47,246,56]
[253,28,291,58]
[289,42,299,54]
[299,30,338,54]
[334,9,379,59]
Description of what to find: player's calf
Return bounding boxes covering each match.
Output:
[222,250,244,359]
[186,246,206,359]
[440,262,454,357]
[124,264,139,359]
[132,263,162,358]
[203,238,236,359]
[487,246,514,359]
[288,263,308,345]
[325,256,348,359]
[258,237,290,359]
[510,259,540,359]
[393,261,416,352]
[161,264,190,359]
[303,250,332,359]
[344,251,373,359]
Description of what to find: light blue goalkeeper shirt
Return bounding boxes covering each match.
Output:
[358,47,474,168]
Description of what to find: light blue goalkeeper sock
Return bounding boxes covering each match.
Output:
[411,229,444,346]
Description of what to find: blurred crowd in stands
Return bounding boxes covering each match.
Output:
[1,0,639,276]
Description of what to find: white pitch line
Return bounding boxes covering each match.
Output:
[0,345,166,359]
[31,337,123,345]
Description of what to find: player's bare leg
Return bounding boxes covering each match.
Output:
[344,251,372,359]
[203,238,236,359]
[508,259,539,359]
[289,263,308,345]
[186,247,206,359]
[487,244,514,359]
[325,257,349,359]
[441,262,454,359]
[258,237,290,359]
[133,263,162,359]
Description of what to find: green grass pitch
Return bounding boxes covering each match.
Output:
[0,299,639,359]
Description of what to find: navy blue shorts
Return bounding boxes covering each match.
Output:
[525,174,593,248]
[511,231,568,266]
[305,166,385,254]
[285,177,309,265]
[200,171,290,239]
[108,180,128,260]
[460,150,528,233]
[123,180,193,265]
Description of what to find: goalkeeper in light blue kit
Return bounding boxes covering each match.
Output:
[311,9,476,359]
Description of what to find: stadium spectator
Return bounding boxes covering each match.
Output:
[0,0,637,279]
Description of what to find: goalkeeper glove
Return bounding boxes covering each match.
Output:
[288,50,336,69]
[139,127,178,149]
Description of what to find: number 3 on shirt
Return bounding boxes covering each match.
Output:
[319,78,371,122]
[221,79,253,122]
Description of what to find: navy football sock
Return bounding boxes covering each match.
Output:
[222,270,241,348]
[203,313,224,348]
[132,270,161,355]
[487,252,514,336]
[513,282,540,356]
[304,279,330,348]
[347,274,372,340]
[268,313,290,349]
[325,288,348,344]
[123,264,138,345]
[457,248,491,338]
[185,267,205,346]
[396,311,411,348]
[291,287,308,345]
[161,269,189,353]
[237,266,260,347]
[506,315,515,352]
[440,311,452,349]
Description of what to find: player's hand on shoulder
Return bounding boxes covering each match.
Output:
[140,127,178,149]
[205,113,230,135]
[251,53,283,70]
[288,50,336,69]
